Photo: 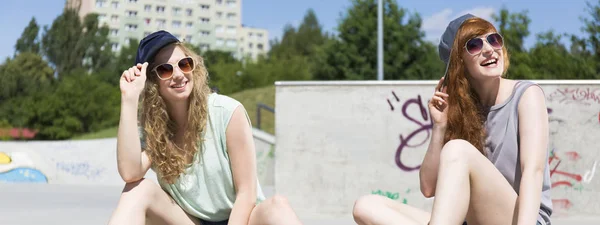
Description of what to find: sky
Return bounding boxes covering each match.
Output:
[0,0,591,60]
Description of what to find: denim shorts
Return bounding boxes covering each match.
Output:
[199,218,228,225]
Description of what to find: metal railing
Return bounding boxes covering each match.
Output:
[256,103,275,130]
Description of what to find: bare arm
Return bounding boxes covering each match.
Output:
[419,77,449,197]
[419,125,447,197]
[226,105,258,225]
[516,86,549,225]
[116,63,152,183]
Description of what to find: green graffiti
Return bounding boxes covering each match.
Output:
[371,189,399,200]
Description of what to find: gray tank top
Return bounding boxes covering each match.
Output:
[483,80,553,220]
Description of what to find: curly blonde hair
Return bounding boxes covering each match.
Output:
[139,42,212,184]
[444,17,510,155]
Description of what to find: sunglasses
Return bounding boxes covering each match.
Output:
[152,57,195,80]
[464,33,504,55]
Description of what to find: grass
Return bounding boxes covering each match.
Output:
[71,126,118,140]
[229,85,276,135]
[70,85,276,140]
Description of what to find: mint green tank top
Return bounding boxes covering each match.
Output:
[140,93,266,221]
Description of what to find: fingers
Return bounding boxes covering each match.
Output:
[121,70,130,82]
[140,62,149,78]
[134,65,141,77]
[128,67,136,82]
[435,76,445,92]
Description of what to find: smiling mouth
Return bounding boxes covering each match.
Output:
[481,58,498,67]
[171,81,187,88]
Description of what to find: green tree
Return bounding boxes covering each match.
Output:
[580,0,600,75]
[313,0,442,80]
[492,8,535,79]
[41,9,112,78]
[0,52,54,102]
[529,31,595,79]
[15,17,41,55]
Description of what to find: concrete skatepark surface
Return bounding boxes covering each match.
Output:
[0,183,598,225]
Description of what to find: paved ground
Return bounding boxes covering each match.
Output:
[0,183,598,225]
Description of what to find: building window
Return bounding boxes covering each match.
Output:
[98,13,107,21]
[216,0,223,4]
[216,39,224,46]
[174,34,181,40]
[111,1,119,9]
[216,12,223,19]
[200,43,210,51]
[128,0,137,2]
[156,19,166,28]
[110,29,118,36]
[200,4,209,10]
[96,0,106,8]
[226,39,236,47]
[186,22,193,28]
[125,24,138,31]
[200,31,210,36]
[257,33,263,38]
[227,0,236,7]
[200,17,209,23]
[111,43,120,51]
[172,21,181,28]
[248,32,253,38]
[186,9,193,16]
[173,7,181,15]
[215,25,224,33]
[227,13,236,21]
[226,26,236,34]
[144,18,151,25]
[126,10,137,17]
[156,6,165,13]
[185,35,192,43]
[248,43,253,48]
[144,5,151,12]
[111,15,119,23]
[257,44,264,50]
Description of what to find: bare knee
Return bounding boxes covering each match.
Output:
[440,139,479,164]
[120,178,159,207]
[353,195,385,223]
[263,194,293,212]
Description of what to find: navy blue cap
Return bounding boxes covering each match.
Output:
[135,30,180,65]
[439,14,476,81]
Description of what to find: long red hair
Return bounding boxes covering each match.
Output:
[443,17,510,155]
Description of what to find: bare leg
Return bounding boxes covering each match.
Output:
[352,195,431,225]
[429,139,518,225]
[248,194,304,225]
[108,178,200,225]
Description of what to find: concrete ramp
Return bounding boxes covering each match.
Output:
[0,128,275,187]
[274,80,600,219]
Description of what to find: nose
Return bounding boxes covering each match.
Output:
[480,41,494,55]
[171,66,185,80]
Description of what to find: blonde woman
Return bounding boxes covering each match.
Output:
[108,30,303,225]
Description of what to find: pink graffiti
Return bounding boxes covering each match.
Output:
[548,150,585,210]
[386,93,432,172]
[565,151,581,161]
[547,87,600,105]
[553,199,573,210]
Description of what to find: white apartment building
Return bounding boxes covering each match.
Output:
[66,0,269,60]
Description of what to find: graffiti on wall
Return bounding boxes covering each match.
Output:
[0,152,48,183]
[55,161,105,180]
[372,188,412,204]
[386,92,433,172]
[549,149,598,211]
[547,87,600,105]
